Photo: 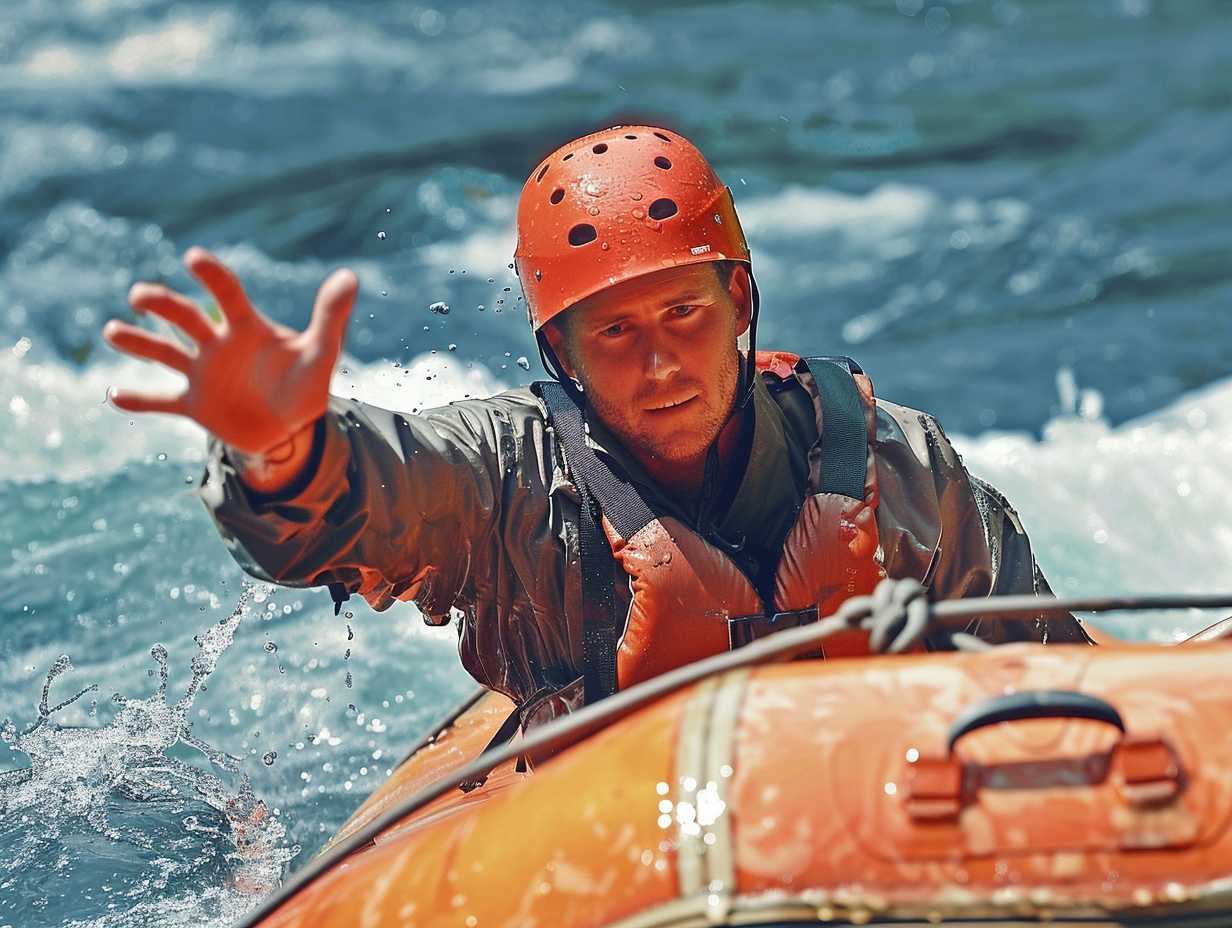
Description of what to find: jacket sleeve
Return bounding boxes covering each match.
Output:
[873,400,1093,646]
[199,391,536,619]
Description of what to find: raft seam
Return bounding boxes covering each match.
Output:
[674,675,720,896]
[701,669,747,922]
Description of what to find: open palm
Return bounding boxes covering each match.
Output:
[103,247,357,455]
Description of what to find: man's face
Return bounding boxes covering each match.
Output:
[544,263,751,468]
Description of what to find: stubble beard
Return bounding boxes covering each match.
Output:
[582,352,741,468]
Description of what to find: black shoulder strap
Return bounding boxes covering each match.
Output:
[801,356,869,501]
[534,381,656,703]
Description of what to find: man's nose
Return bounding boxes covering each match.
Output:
[643,342,682,381]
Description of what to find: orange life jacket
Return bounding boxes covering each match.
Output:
[537,353,887,704]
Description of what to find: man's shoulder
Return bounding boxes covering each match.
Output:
[872,395,960,470]
[766,364,951,466]
[425,384,549,430]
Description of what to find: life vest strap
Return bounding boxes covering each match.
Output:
[801,356,869,500]
[536,381,656,703]
[535,355,871,704]
[727,606,819,650]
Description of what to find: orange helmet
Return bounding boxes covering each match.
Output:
[514,125,751,331]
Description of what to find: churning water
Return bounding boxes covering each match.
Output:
[2,0,1230,924]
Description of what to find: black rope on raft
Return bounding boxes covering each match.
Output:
[233,581,1232,928]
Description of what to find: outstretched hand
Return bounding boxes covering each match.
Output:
[102,247,357,456]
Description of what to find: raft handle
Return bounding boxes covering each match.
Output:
[904,689,1182,822]
[946,689,1123,753]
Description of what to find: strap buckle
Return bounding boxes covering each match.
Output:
[728,606,819,650]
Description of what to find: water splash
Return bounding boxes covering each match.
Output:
[0,582,297,927]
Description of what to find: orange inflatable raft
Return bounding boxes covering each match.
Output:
[242,608,1232,928]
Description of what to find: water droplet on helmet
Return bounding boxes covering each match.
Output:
[632,208,645,220]
[584,183,602,197]
[601,242,610,250]
[534,269,543,281]
[588,206,600,216]
[631,192,643,201]
[429,301,450,315]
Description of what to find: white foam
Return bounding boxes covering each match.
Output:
[420,224,517,281]
[15,11,236,84]
[1,344,505,484]
[331,350,508,412]
[956,374,1232,640]
[739,183,940,239]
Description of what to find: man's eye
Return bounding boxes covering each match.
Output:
[671,304,698,317]
[601,323,624,337]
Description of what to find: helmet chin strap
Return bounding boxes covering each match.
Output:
[737,270,761,411]
[535,330,583,399]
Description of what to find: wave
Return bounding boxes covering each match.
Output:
[956,370,1232,640]
[1,346,507,484]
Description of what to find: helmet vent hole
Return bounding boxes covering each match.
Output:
[653,131,672,142]
[648,198,678,220]
[549,188,565,205]
[624,134,637,140]
[562,153,574,161]
[592,143,608,154]
[568,223,598,246]
[654,156,672,170]
[536,164,549,182]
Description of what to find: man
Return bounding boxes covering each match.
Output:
[103,126,1091,727]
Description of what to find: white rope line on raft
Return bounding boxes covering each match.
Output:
[232,581,1232,928]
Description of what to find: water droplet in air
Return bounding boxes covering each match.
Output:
[264,641,277,653]
[347,625,354,641]
[448,343,458,351]
[183,475,194,485]
[344,671,353,688]
[377,231,387,240]
[263,751,277,766]
[380,290,388,297]
[516,356,531,371]
[155,452,167,461]
[429,301,450,315]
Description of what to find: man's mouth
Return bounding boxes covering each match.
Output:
[645,394,698,412]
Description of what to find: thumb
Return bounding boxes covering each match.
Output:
[306,268,358,355]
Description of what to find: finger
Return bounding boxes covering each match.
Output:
[184,246,258,328]
[102,319,195,375]
[129,282,217,345]
[108,386,189,416]
[306,268,358,353]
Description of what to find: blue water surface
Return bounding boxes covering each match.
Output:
[2,0,1231,925]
